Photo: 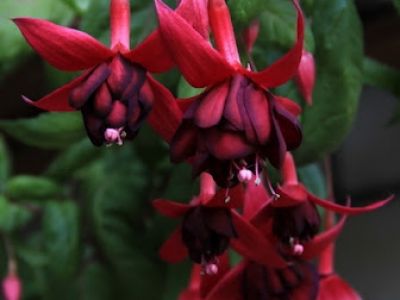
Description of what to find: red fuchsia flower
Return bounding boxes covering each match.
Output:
[153,173,287,274]
[262,152,394,256]
[295,50,316,105]
[155,0,304,187]
[13,0,210,146]
[202,182,351,300]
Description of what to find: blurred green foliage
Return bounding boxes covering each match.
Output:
[0,0,398,299]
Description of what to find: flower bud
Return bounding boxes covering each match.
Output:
[2,274,21,300]
[295,50,315,105]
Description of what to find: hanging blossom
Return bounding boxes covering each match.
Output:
[186,180,345,300]
[155,0,304,187]
[13,0,210,146]
[258,152,393,256]
[295,50,316,105]
[153,173,288,275]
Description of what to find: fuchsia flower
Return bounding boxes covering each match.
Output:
[2,261,21,300]
[155,0,304,187]
[153,173,287,274]
[13,0,211,145]
[295,50,316,105]
[264,152,394,255]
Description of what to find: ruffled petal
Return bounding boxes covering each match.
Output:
[159,228,188,263]
[13,18,113,71]
[155,0,234,88]
[146,75,183,143]
[246,0,304,88]
[308,194,394,215]
[153,199,191,218]
[22,72,89,112]
[230,212,287,268]
[301,216,347,260]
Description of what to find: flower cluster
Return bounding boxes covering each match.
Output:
[12,0,392,299]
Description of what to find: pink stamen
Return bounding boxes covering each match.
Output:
[104,127,125,145]
[238,168,253,182]
[204,263,218,275]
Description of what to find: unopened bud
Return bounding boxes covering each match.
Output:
[2,274,21,300]
[295,50,315,105]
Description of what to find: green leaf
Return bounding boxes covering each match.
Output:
[46,139,103,180]
[42,201,80,281]
[295,0,363,164]
[89,146,166,299]
[0,135,11,190]
[298,163,327,198]
[0,196,32,232]
[394,0,400,14]
[4,176,63,201]
[0,0,74,79]
[0,112,85,149]
[161,262,191,300]
[79,263,113,300]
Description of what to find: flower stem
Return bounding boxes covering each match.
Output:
[110,0,131,51]
[319,156,336,275]
[208,0,241,67]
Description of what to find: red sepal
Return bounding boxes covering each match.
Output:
[230,212,287,268]
[22,72,90,112]
[125,31,174,73]
[159,227,188,263]
[205,261,246,300]
[204,185,244,209]
[318,274,362,300]
[273,184,308,207]
[301,216,347,260]
[246,0,304,88]
[152,199,191,218]
[243,181,272,220]
[308,194,394,215]
[275,96,302,117]
[13,18,113,71]
[155,0,234,88]
[146,75,183,143]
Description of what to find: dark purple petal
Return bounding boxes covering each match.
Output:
[194,83,229,128]
[69,63,111,109]
[223,75,244,130]
[106,100,127,127]
[170,122,198,162]
[93,84,113,117]
[243,84,271,144]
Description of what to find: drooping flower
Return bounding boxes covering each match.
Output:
[153,173,287,273]
[265,152,394,255]
[295,50,316,105]
[13,0,209,145]
[155,0,304,187]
